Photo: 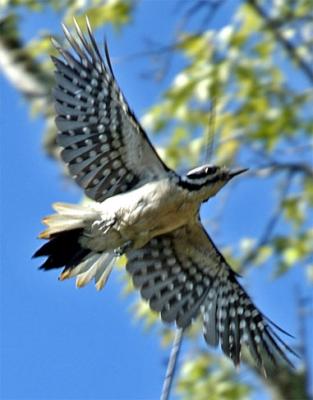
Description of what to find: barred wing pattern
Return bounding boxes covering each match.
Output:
[52,20,170,202]
[126,222,294,368]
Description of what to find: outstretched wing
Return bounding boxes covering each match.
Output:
[126,221,295,369]
[52,19,171,202]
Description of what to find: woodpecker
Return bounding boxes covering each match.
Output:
[34,19,295,369]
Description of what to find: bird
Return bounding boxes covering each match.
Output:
[33,18,296,370]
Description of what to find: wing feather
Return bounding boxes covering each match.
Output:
[126,221,295,370]
[52,19,170,202]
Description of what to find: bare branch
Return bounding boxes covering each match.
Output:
[241,172,293,269]
[160,328,184,400]
[0,15,52,101]
[204,96,217,164]
[177,0,227,32]
[247,0,313,84]
[253,162,313,180]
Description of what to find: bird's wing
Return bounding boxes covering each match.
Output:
[126,221,295,369]
[52,19,171,202]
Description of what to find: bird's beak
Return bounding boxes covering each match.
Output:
[229,167,249,179]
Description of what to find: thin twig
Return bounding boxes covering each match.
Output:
[114,36,190,65]
[160,328,184,400]
[204,96,217,164]
[241,172,293,269]
[177,0,227,32]
[251,162,313,180]
[247,0,313,84]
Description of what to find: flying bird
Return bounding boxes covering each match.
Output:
[34,18,295,370]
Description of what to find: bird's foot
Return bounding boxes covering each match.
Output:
[114,240,132,256]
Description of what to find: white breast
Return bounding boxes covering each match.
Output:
[85,177,198,250]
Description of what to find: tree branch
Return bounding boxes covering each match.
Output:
[160,328,184,400]
[241,172,292,269]
[253,162,313,180]
[246,0,313,84]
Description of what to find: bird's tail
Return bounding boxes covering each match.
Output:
[33,202,116,290]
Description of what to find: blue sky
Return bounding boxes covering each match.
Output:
[1,2,312,400]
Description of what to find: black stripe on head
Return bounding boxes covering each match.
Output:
[178,174,221,191]
[178,164,222,191]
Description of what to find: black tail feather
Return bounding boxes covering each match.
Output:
[33,229,89,271]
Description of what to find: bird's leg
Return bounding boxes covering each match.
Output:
[114,240,132,256]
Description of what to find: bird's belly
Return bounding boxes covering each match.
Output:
[87,181,198,251]
[119,196,197,248]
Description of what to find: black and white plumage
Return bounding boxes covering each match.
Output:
[52,19,170,203]
[34,18,296,370]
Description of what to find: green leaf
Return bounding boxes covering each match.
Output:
[254,245,273,266]
[65,0,133,30]
[282,196,305,227]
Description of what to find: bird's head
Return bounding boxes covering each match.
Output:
[180,164,248,202]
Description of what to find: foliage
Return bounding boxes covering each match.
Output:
[1,0,312,399]
[176,352,252,400]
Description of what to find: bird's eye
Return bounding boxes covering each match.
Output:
[205,166,218,174]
